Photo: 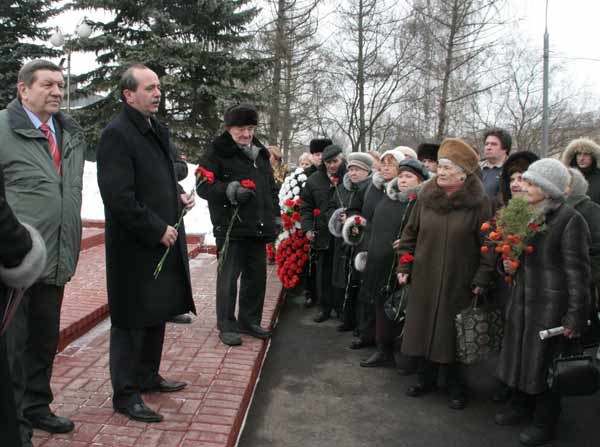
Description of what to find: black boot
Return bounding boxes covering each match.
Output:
[519,391,560,446]
[492,380,512,403]
[406,359,438,397]
[446,363,468,410]
[495,390,534,426]
[360,346,393,367]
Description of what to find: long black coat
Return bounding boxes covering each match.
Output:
[1,165,33,447]
[97,104,195,329]
[498,202,591,394]
[197,132,278,241]
[300,163,347,250]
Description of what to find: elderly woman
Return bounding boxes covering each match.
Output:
[357,159,429,368]
[396,138,493,410]
[495,159,591,446]
[499,151,540,206]
[350,149,405,347]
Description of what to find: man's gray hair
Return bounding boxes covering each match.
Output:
[119,64,150,102]
[17,59,62,99]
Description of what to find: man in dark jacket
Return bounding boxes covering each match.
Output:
[197,104,279,347]
[560,137,600,204]
[479,128,512,211]
[300,144,346,322]
[1,166,47,447]
[0,59,89,444]
[97,64,196,423]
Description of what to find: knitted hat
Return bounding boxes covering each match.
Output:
[522,158,570,199]
[347,152,373,172]
[310,138,333,154]
[393,146,418,160]
[567,167,589,198]
[322,144,343,162]
[417,143,440,162]
[380,149,405,165]
[398,159,430,181]
[224,104,258,127]
[438,138,479,174]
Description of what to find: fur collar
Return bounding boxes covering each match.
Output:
[211,131,268,160]
[342,172,371,192]
[371,171,386,190]
[419,175,486,213]
[386,179,424,202]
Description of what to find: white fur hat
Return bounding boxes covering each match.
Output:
[522,158,570,200]
[380,149,405,165]
[393,146,418,160]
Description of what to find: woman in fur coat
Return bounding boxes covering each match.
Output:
[351,149,405,349]
[496,159,590,446]
[327,152,373,330]
[356,159,429,368]
[396,138,494,410]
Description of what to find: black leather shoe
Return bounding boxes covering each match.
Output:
[349,339,373,350]
[360,350,393,367]
[495,405,533,426]
[142,379,187,393]
[313,312,330,323]
[519,424,556,446]
[167,314,192,324]
[219,331,242,346]
[406,383,436,397]
[27,413,74,434]
[115,402,163,423]
[337,322,354,332]
[449,394,468,410]
[239,324,272,339]
[304,297,314,308]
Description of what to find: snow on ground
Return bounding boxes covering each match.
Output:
[82,161,215,245]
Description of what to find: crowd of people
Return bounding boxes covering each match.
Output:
[280,130,600,446]
[1,57,599,447]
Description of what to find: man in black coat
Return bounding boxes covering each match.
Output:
[97,64,196,423]
[1,166,47,447]
[299,144,346,323]
[197,104,279,347]
[560,137,600,205]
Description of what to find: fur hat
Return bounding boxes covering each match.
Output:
[522,158,570,200]
[567,167,589,198]
[417,142,440,162]
[322,144,343,162]
[499,151,539,205]
[438,138,480,174]
[561,137,600,168]
[309,138,333,154]
[224,104,258,127]
[347,152,373,172]
[380,149,405,165]
[398,159,430,181]
[393,146,418,160]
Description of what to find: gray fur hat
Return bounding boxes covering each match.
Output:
[522,158,570,200]
[567,167,589,198]
[347,152,373,172]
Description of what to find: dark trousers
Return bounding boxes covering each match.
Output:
[341,269,361,327]
[1,335,21,447]
[357,300,376,343]
[109,323,165,408]
[5,283,64,440]
[316,245,336,315]
[215,239,267,333]
[375,302,403,350]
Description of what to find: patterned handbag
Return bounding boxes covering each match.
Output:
[455,294,504,365]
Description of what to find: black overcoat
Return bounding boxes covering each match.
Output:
[97,104,195,329]
[498,202,591,394]
[196,132,278,241]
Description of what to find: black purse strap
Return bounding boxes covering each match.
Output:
[384,199,416,291]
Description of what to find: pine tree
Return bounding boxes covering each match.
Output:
[71,0,264,157]
[0,0,60,109]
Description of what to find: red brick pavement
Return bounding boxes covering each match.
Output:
[35,252,283,447]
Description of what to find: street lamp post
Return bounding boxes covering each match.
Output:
[542,0,550,157]
[50,19,92,113]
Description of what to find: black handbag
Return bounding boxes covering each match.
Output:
[383,284,409,323]
[548,341,600,396]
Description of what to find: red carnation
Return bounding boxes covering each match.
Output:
[331,177,339,185]
[285,198,294,208]
[295,198,301,206]
[195,166,215,184]
[292,211,301,221]
[399,253,415,265]
[313,209,321,216]
[354,216,361,224]
[528,223,538,231]
[241,179,256,190]
[408,193,417,200]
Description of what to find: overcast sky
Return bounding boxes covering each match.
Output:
[47,0,600,96]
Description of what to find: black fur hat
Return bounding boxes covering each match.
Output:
[224,104,258,127]
[310,138,333,154]
[417,142,440,161]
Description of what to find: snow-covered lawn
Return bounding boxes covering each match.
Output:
[82,161,215,245]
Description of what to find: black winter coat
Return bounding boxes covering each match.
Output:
[97,104,195,329]
[359,181,419,305]
[197,132,278,241]
[299,163,346,250]
[355,172,388,253]
[498,202,591,394]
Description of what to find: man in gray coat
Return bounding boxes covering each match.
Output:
[0,60,88,446]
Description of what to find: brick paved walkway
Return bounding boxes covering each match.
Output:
[34,246,282,447]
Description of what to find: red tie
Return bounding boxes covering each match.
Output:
[39,123,61,175]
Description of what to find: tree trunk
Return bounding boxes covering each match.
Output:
[268,0,287,145]
[357,0,366,152]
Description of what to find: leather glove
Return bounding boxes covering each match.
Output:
[235,186,255,204]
